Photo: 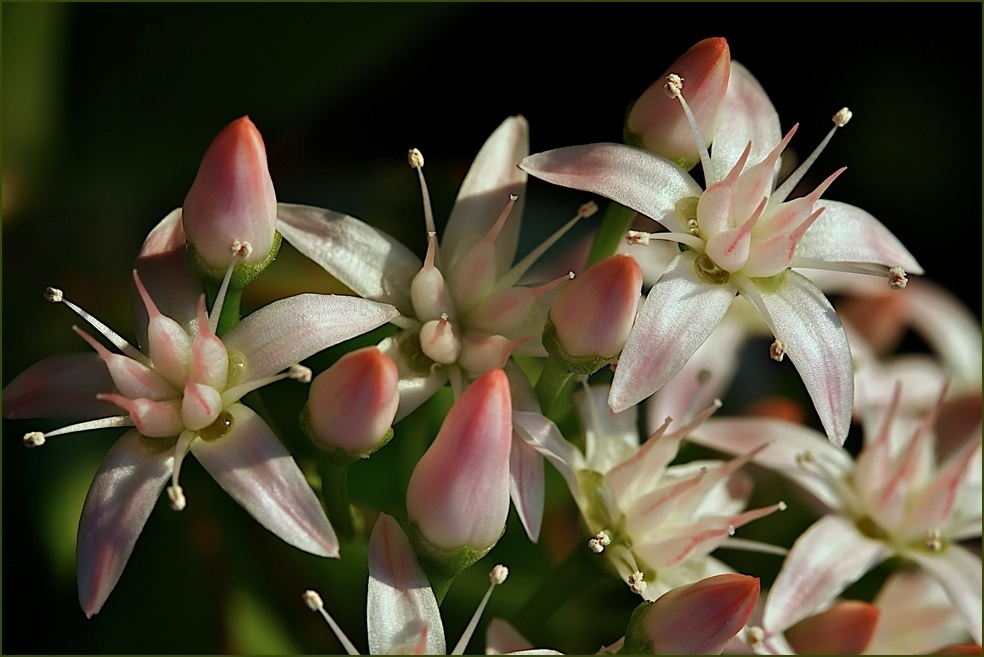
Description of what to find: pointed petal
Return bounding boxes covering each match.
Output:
[223,294,399,382]
[3,353,119,420]
[520,144,703,234]
[367,513,446,656]
[77,430,173,617]
[133,209,202,344]
[509,427,544,542]
[907,545,983,645]
[276,203,422,316]
[735,271,853,446]
[377,334,449,422]
[443,116,528,272]
[688,417,853,509]
[793,199,924,274]
[763,515,889,634]
[512,410,583,503]
[486,618,534,655]
[610,252,736,412]
[191,404,338,557]
[710,62,782,183]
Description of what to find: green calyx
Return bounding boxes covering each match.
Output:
[541,315,617,376]
[187,231,282,291]
[619,600,656,654]
[299,403,395,465]
[408,522,499,604]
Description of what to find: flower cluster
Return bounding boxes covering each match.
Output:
[3,36,979,656]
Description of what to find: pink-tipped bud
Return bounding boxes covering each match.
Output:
[307,347,400,457]
[622,574,760,654]
[626,38,731,170]
[406,369,511,553]
[785,601,880,656]
[183,116,278,269]
[549,253,643,359]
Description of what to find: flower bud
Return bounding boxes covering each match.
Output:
[305,347,399,458]
[621,574,760,654]
[626,38,730,170]
[785,601,879,655]
[545,253,642,373]
[407,368,511,558]
[183,116,279,270]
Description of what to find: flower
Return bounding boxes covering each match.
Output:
[513,383,785,600]
[2,212,400,617]
[520,55,921,446]
[183,116,279,271]
[688,386,983,646]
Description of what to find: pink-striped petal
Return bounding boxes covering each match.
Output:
[907,545,983,645]
[735,271,853,446]
[191,404,338,557]
[509,428,544,542]
[222,293,399,383]
[793,199,924,274]
[520,144,702,234]
[276,203,422,316]
[763,515,890,634]
[443,116,529,274]
[77,429,174,617]
[710,62,782,183]
[610,252,736,413]
[3,353,119,420]
[511,410,582,503]
[367,513,445,656]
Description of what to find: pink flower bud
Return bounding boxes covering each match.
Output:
[626,37,730,169]
[549,253,642,359]
[406,369,511,553]
[183,116,278,269]
[307,347,399,456]
[785,601,880,655]
[622,573,760,654]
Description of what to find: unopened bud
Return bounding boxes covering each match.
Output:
[786,601,879,655]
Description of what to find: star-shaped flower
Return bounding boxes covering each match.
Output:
[520,61,921,445]
[3,212,399,617]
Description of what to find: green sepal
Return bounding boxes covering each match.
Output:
[408,522,500,604]
[299,402,395,465]
[619,600,656,654]
[187,230,282,291]
[541,315,617,376]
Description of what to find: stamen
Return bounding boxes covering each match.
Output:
[302,589,361,656]
[887,266,908,289]
[666,73,714,184]
[627,571,648,596]
[46,286,148,364]
[626,229,704,251]
[168,429,196,511]
[626,230,651,245]
[450,564,509,655]
[221,363,312,406]
[773,108,851,204]
[770,339,786,362]
[496,201,597,289]
[22,416,133,447]
[23,432,46,447]
[588,531,612,554]
[409,148,438,246]
[289,364,313,383]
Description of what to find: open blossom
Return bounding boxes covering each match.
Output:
[2,212,399,617]
[520,53,921,446]
[513,383,785,600]
[689,385,983,647]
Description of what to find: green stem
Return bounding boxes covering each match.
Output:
[535,355,574,417]
[586,202,637,267]
[319,458,356,543]
[215,286,243,337]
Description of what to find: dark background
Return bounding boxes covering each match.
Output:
[3,3,981,653]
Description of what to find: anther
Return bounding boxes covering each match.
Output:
[795,450,815,468]
[664,73,684,98]
[628,571,648,595]
[289,364,313,383]
[925,529,943,552]
[626,230,651,246]
[302,589,324,611]
[23,431,46,448]
[747,626,765,649]
[408,148,425,169]
[230,240,253,259]
[588,531,612,554]
[489,564,509,585]
[45,287,64,303]
[770,339,786,362]
[887,266,908,289]
[167,484,187,511]
[777,501,788,511]
[579,200,599,218]
[832,107,853,127]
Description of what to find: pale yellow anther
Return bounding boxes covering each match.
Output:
[747,626,765,648]
[489,564,509,585]
[230,240,253,259]
[770,339,787,362]
[167,484,187,511]
[888,266,908,289]
[926,529,943,552]
[303,589,325,611]
[626,230,652,246]
[579,200,600,218]
[23,431,46,447]
[588,531,612,554]
[832,107,853,127]
[778,501,788,511]
[408,148,425,169]
[664,73,684,98]
[289,364,313,383]
[44,287,64,303]
[628,571,648,595]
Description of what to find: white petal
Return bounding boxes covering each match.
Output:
[906,544,983,645]
[577,384,640,473]
[223,293,399,382]
[610,252,736,413]
[519,144,702,234]
[509,428,544,542]
[735,271,853,446]
[276,203,422,316]
[512,410,583,504]
[191,404,339,557]
[793,200,923,274]
[367,513,446,656]
[710,62,782,183]
[3,353,119,420]
[486,619,534,655]
[763,515,889,634]
[442,116,529,273]
[77,430,173,617]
